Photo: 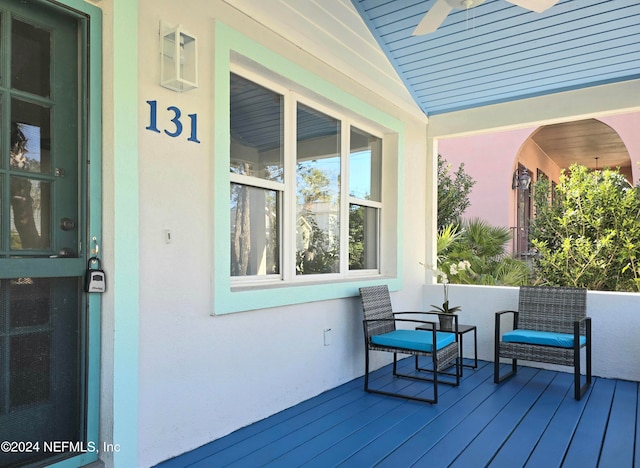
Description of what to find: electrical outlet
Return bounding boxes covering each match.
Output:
[323,328,332,346]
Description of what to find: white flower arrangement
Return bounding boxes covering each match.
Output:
[421,260,471,314]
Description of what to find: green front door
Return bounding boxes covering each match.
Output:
[0,1,92,465]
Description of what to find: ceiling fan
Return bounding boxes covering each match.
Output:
[412,0,559,35]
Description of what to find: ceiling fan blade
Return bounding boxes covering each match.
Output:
[505,0,559,13]
[412,0,454,36]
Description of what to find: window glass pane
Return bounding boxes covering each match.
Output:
[296,104,340,275]
[12,19,51,97]
[12,99,51,173]
[10,177,50,250]
[230,183,279,276]
[230,73,284,182]
[349,204,379,270]
[350,127,382,201]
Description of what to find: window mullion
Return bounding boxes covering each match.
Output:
[348,196,383,210]
[340,121,350,275]
[282,92,297,281]
[230,173,284,192]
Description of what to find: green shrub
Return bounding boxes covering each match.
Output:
[530,164,640,291]
[437,219,530,286]
[437,154,475,230]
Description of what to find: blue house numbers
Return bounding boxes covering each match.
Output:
[146,100,201,143]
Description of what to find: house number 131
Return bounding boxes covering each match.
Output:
[145,100,201,144]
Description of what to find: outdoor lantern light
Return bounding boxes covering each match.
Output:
[512,168,532,190]
[160,22,198,92]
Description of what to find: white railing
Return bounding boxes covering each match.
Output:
[423,284,640,382]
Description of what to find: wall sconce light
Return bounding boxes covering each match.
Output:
[512,168,532,191]
[160,22,198,92]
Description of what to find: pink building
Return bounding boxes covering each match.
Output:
[439,111,640,255]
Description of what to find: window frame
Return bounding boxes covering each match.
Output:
[347,125,383,275]
[230,67,385,286]
[213,21,404,314]
[229,71,287,282]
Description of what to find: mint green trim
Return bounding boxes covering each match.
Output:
[85,0,103,460]
[111,1,139,467]
[213,22,404,315]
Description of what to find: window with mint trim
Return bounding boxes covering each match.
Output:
[229,71,383,281]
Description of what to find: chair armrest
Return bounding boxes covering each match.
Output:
[364,317,439,327]
[394,311,459,319]
[575,316,591,325]
[363,317,459,341]
[393,311,460,331]
[574,316,592,344]
[495,310,518,344]
[394,317,446,326]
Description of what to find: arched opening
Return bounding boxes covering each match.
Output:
[511,118,632,257]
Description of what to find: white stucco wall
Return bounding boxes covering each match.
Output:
[134,1,429,466]
[88,0,640,466]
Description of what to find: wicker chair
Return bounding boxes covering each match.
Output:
[494,286,592,400]
[359,285,460,404]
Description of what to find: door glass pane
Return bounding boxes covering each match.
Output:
[11,18,51,97]
[296,104,340,275]
[12,99,51,173]
[10,332,50,407]
[350,127,382,202]
[230,73,284,182]
[10,177,51,250]
[349,204,379,270]
[10,278,50,328]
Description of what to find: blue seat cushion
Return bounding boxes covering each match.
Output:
[502,329,586,348]
[371,329,456,352]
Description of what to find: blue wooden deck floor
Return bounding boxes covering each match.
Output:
[156,359,639,467]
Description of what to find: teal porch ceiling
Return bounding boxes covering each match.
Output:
[351,0,640,116]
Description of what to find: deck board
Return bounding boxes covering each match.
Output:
[488,372,573,467]
[403,367,539,467]
[448,370,556,467]
[524,374,591,467]
[205,373,384,467]
[598,379,637,467]
[168,377,364,466]
[327,364,495,467]
[635,387,640,467]
[156,360,639,468]
[342,363,499,467]
[562,378,616,468]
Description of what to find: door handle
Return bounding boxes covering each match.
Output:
[59,218,76,231]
